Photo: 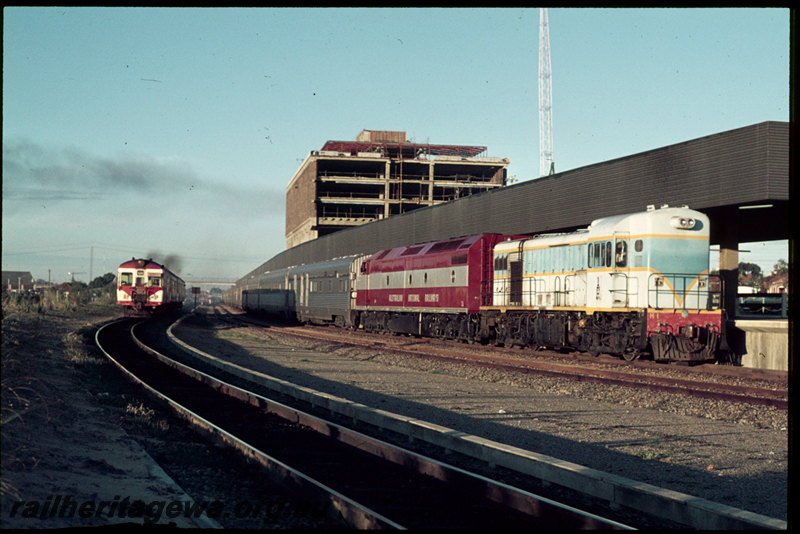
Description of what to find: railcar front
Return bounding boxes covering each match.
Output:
[117,258,185,315]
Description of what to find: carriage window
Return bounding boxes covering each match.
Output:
[149,277,161,287]
[605,241,612,267]
[120,273,132,285]
[635,239,643,252]
[615,241,628,268]
[451,270,456,284]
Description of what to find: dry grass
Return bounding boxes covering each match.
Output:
[1,297,120,500]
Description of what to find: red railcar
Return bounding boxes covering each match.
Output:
[117,258,185,315]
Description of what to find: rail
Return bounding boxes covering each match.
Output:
[167,314,787,530]
[97,318,629,529]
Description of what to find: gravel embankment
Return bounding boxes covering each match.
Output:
[173,314,788,523]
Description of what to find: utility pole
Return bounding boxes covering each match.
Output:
[539,7,554,177]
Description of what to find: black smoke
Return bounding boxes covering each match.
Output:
[146,252,184,275]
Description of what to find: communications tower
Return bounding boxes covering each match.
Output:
[538,8,554,177]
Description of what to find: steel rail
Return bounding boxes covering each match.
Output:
[199,309,787,530]
[96,319,403,530]
[268,324,787,410]
[96,318,629,530]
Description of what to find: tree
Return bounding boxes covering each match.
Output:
[772,259,788,276]
[738,262,762,278]
[738,262,764,290]
[89,273,116,289]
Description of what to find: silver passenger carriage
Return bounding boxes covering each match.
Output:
[287,255,362,327]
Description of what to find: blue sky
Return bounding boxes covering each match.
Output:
[3,7,790,284]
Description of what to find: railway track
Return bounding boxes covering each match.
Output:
[236,319,787,411]
[95,317,630,530]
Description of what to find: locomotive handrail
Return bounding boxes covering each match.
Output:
[491,277,577,308]
[647,273,720,310]
[609,272,631,308]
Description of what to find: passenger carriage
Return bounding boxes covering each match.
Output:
[287,256,362,327]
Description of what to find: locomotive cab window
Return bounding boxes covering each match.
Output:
[615,241,628,268]
[120,273,132,285]
[149,277,161,287]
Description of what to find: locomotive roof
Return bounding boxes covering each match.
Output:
[494,205,707,252]
[587,205,706,233]
[118,258,164,270]
[370,234,485,261]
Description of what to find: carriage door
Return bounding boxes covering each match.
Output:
[509,243,524,306]
[611,232,630,307]
[293,274,300,310]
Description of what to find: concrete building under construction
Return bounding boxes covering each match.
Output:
[285,130,509,248]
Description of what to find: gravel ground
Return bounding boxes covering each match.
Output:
[173,311,789,523]
[1,309,346,530]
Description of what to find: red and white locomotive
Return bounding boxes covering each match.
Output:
[117,258,185,315]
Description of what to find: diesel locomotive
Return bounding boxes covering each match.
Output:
[224,205,728,362]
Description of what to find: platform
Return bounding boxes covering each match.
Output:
[727,319,789,371]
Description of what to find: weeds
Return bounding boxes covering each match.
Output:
[1,298,119,500]
[125,402,170,434]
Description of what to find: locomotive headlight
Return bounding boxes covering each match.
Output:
[670,216,696,229]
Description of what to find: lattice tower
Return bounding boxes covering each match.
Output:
[538,8,554,177]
